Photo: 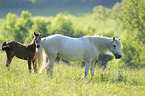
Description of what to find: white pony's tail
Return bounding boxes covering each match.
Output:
[36,45,46,73]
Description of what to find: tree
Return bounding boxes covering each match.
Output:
[15,11,33,43]
[111,2,123,19]
[118,0,145,67]
[0,11,33,43]
[50,13,74,37]
[0,13,17,41]
[93,5,111,20]
[32,17,51,36]
[25,17,51,43]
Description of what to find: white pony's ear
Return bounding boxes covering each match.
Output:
[40,33,43,37]
[118,37,122,40]
[113,37,115,41]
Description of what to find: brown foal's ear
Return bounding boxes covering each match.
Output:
[34,32,37,36]
[113,37,115,41]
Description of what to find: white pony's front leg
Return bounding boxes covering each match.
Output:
[46,56,55,77]
[90,61,95,80]
[83,59,92,79]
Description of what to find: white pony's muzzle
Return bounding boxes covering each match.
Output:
[114,53,122,59]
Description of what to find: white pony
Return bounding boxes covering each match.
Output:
[36,34,122,79]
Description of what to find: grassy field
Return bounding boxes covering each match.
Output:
[0,52,145,96]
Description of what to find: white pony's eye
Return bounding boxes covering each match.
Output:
[113,45,116,48]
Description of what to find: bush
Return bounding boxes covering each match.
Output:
[97,29,115,38]
[93,5,111,20]
[50,13,74,37]
[0,11,33,43]
[32,17,51,36]
[111,2,123,19]
[0,13,17,41]
[118,0,145,67]
[85,25,96,36]
[73,27,86,38]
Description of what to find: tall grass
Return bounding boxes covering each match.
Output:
[0,52,145,96]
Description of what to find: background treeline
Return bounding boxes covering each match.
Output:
[0,1,123,44]
[0,0,145,68]
[0,0,122,8]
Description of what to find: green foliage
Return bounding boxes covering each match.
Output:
[25,17,51,43]
[97,29,115,37]
[48,13,86,38]
[73,26,86,38]
[85,25,96,36]
[15,11,33,43]
[93,5,111,20]
[120,32,139,67]
[93,3,124,20]
[0,13,17,41]
[111,2,123,19]
[0,5,122,45]
[0,11,33,43]
[32,17,51,36]
[0,11,52,44]
[118,0,145,67]
[50,13,74,37]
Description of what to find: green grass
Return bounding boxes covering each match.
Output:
[0,52,145,96]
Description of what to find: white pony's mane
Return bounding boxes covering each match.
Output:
[83,35,112,53]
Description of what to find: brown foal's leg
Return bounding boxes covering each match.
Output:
[6,51,14,67]
[28,60,32,73]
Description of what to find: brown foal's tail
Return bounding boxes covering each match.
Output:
[1,42,10,51]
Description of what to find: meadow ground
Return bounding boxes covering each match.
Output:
[0,52,145,96]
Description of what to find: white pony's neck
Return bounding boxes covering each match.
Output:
[41,37,47,46]
[91,36,112,53]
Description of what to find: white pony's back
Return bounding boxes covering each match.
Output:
[41,34,104,61]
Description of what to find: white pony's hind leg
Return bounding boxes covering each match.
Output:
[46,56,55,77]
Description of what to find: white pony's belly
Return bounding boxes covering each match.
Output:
[57,37,86,61]
[58,53,84,61]
[58,46,85,61]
